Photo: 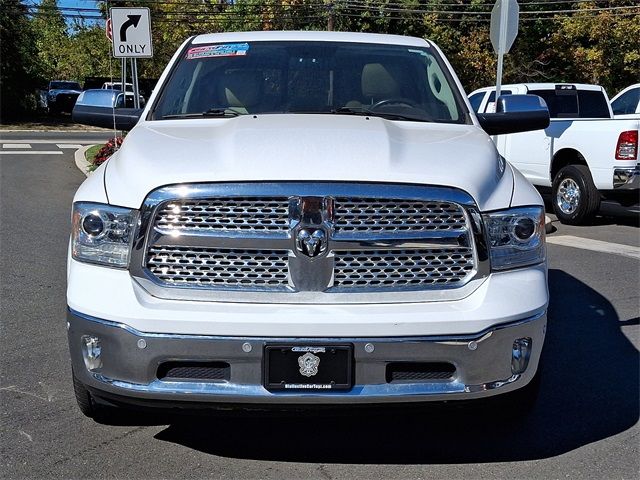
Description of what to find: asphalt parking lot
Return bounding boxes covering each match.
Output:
[1,132,638,479]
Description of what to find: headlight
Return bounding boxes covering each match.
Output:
[483,206,545,271]
[71,202,138,267]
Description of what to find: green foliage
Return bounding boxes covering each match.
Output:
[31,0,70,80]
[5,0,638,111]
[0,0,44,119]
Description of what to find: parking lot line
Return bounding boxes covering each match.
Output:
[57,144,83,149]
[0,151,63,155]
[547,235,640,260]
[2,144,31,149]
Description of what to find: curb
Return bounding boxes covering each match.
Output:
[74,145,94,177]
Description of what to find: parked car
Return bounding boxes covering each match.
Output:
[610,83,640,118]
[72,89,146,129]
[102,81,134,92]
[469,83,639,224]
[46,80,82,115]
[68,31,550,421]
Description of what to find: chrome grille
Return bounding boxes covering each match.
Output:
[146,246,289,289]
[134,183,485,302]
[334,198,466,233]
[154,198,289,233]
[332,248,475,289]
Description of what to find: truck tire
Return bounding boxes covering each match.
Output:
[480,370,541,421]
[552,164,600,225]
[72,370,96,418]
[72,370,124,423]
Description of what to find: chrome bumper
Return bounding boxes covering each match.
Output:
[68,308,546,405]
[613,166,640,190]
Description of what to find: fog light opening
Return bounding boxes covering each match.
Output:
[81,335,102,371]
[511,337,532,374]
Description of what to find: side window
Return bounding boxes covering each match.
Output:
[487,89,512,103]
[468,92,485,112]
[577,90,610,118]
[612,88,640,115]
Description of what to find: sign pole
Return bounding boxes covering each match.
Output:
[491,0,519,105]
[132,58,140,109]
[121,58,127,96]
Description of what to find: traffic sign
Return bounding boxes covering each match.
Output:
[109,7,153,58]
[490,0,519,102]
[490,0,519,55]
[105,18,112,42]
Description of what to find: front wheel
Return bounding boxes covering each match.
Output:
[72,370,125,423]
[552,164,600,225]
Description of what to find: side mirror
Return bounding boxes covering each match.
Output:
[477,94,550,135]
[72,89,142,130]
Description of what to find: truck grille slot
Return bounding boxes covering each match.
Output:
[155,198,290,233]
[332,249,474,289]
[334,198,466,233]
[157,362,230,382]
[146,246,289,288]
[386,362,456,382]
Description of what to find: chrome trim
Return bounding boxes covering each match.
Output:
[68,307,545,341]
[90,372,522,400]
[129,183,490,304]
[613,166,640,190]
[69,307,545,403]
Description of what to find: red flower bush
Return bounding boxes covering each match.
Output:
[92,136,124,167]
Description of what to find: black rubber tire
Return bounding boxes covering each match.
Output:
[72,371,96,418]
[477,370,541,421]
[552,164,600,225]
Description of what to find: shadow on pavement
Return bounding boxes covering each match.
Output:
[143,269,639,463]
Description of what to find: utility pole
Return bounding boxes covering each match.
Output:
[327,1,335,31]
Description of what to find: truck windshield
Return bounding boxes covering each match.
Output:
[152,41,468,124]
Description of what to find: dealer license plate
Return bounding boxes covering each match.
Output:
[264,345,353,391]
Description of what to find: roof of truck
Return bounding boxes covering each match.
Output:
[192,30,430,47]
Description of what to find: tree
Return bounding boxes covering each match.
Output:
[0,0,44,119]
[31,0,71,80]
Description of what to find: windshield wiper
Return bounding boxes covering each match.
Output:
[162,108,241,119]
[332,106,429,122]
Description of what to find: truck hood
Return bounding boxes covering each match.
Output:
[103,114,513,211]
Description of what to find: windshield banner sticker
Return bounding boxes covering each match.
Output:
[187,43,250,60]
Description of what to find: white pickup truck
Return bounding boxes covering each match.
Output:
[69,31,551,421]
[611,83,640,119]
[469,83,639,224]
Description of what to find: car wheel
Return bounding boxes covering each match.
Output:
[552,164,600,225]
[72,370,96,418]
[480,370,541,421]
[72,370,124,423]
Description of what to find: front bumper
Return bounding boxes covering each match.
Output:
[68,308,546,406]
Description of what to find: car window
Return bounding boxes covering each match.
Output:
[51,81,81,90]
[612,88,640,115]
[487,90,512,103]
[468,92,485,112]
[529,89,578,118]
[152,41,469,124]
[529,88,610,119]
[577,90,610,118]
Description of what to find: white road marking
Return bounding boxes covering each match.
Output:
[547,235,640,260]
[56,144,82,149]
[0,139,99,144]
[2,143,31,149]
[0,151,63,155]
